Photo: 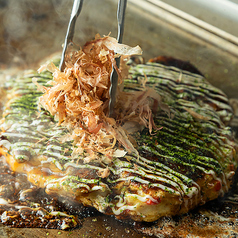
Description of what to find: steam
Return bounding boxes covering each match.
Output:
[0,0,72,68]
[0,0,120,69]
[4,1,28,40]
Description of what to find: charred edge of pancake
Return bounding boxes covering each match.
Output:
[148,56,204,76]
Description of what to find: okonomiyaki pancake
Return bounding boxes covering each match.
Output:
[0,59,237,223]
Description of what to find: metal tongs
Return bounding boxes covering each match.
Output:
[59,0,84,72]
[59,0,127,117]
[109,0,127,117]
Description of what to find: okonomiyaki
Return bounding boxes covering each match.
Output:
[0,36,237,223]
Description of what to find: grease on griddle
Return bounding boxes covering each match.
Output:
[0,157,81,229]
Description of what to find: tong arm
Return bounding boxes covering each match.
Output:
[59,0,84,72]
[109,0,127,117]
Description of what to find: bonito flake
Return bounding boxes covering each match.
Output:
[34,35,165,163]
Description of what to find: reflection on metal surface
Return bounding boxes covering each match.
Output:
[159,0,238,38]
[130,0,238,57]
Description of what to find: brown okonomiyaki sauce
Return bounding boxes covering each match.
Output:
[0,55,238,238]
